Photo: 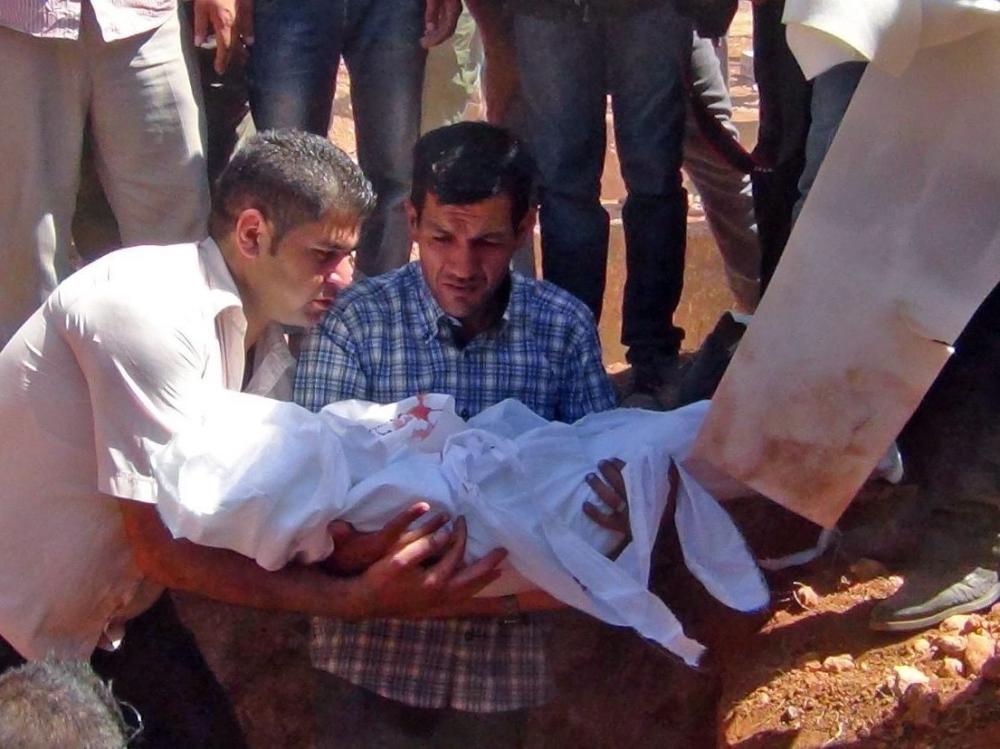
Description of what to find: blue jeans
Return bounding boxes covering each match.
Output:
[793,61,866,222]
[248,0,426,276]
[512,4,692,362]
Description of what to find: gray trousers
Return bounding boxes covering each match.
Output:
[0,7,209,347]
[684,33,761,313]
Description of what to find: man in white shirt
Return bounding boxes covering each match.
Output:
[0,0,242,347]
[0,130,506,747]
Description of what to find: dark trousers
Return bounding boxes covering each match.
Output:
[1,595,246,749]
[512,4,692,362]
[315,670,529,748]
[749,0,811,291]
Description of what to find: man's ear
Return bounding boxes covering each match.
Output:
[404,199,420,240]
[515,206,537,244]
[234,208,273,258]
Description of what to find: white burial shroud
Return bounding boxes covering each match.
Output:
[152,393,769,666]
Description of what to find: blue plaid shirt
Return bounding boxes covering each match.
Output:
[294,262,616,711]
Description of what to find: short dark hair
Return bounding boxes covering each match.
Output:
[0,660,128,748]
[411,122,536,228]
[210,129,375,245]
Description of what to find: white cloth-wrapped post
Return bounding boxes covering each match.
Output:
[153,393,769,665]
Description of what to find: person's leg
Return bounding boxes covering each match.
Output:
[866,285,1000,631]
[343,0,426,277]
[92,595,246,748]
[607,5,692,364]
[421,7,482,133]
[181,0,254,186]
[750,0,810,291]
[248,0,344,134]
[791,61,866,221]
[684,33,760,313]
[512,13,608,319]
[88,6,210,248]
[0,28,87,347]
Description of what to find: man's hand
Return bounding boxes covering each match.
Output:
[324,502,448,575]
[583,458,630,536]
[421,0,462,49]
[357,517,508,618]
[193,0,239,74]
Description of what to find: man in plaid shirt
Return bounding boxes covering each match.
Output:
[295,122,619,746]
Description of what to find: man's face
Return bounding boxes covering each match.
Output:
[252,209,360,329]
[410,192,532,334]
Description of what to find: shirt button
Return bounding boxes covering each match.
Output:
[460,408,470,419]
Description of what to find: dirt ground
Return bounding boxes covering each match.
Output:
[169,4,1000,747]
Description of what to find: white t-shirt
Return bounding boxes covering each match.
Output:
[0,239,293,660]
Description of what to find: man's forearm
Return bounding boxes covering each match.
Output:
[121,500,374,620]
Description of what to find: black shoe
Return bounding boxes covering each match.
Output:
[676,312,746,406]
[621,361,666,410]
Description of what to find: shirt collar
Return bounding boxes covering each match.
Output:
[198,237,294,399]
[198,237,244,319]
[410,263,527,346]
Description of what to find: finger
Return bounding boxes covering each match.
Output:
[422,516,468,587]
[389,524,454,569]
[213,12,234,74]
[377,502,431,546]
[585,471,626,514]
[583,501,627,533]
[394,513,450,551]
[327,520,356,545]
[193,3,209,46]
[598,458,628,501]
[446,548,508,594]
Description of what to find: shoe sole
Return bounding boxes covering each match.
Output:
[869,581,1000,632]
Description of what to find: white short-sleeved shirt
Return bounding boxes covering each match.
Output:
[0,240,293,660]
[0,0,176,42]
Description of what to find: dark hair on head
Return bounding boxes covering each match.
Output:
[0,660,129,748]
[210,129,375,246]
[411,122,536,228]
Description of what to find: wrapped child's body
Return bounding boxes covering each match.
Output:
[153,393,768,664]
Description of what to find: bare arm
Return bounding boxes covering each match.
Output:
[119,500,506,620]
[463,0,519,124]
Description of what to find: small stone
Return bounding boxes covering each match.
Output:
[804,659,822,672]
[932,634,967,657]
[941,614,972,634]
[822,654,856,673]
[911,638,932,656]
[963,632,995,675]
[899,683,941,728]
[939,657,965,679]
[850,558,890,582]
[893,665,930,697]
[794,584,820,609]
[981,656,1000,683]
[988,602,1000,620]
[782,706,801,723]
[758,692,771,706]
